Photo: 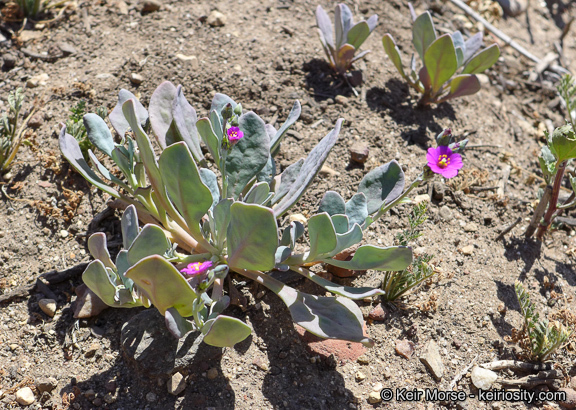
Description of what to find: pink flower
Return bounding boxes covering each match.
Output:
[180,261,213,276]
[227,126,244,145]
[426,146,463,179]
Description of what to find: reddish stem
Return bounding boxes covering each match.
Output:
[536,162,566,240]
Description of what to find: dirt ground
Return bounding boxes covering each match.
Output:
[1,0,576,409]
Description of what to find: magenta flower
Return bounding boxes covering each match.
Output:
[227,126,244,145]
[426,146,463,179]
[180,261,213,276]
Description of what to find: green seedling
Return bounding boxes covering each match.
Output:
[0,87,34,176]
[526,74,576,239]
[316,3,378,76]
[515,281,571,361]
[382,4,500,106]
[14,0,43,18]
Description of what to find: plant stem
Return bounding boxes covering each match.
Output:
[536,161,566,240]
[525,185,552,238]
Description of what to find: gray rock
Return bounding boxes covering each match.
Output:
[36,377,58,393]
[167,372,186,395]
[463,222,478,232]
[129,73,144,85]
[57,42,77,55]
[439,205,452,221]
[433,182,446,201]
[471,366,497,389]
[121,308,222,377]
[420,340,444,381]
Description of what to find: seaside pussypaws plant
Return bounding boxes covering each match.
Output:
[514,281,571,361]
[59,81,421,348]
[382,5,500,106]
[316,3,378,76]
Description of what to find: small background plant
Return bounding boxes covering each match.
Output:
[526,74,576,239]
[514,281,571,361]
[14,0,43,18]
[65,100,107,160]
[381,201,437,302]
[315,3,377,82]
[382,4,499,106]
[0,87,34,177]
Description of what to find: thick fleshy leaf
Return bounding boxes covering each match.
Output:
[209,110,223,141]
[306,213,337,262]
[280,221,305,249]
[149,81,177,149]
[351,49,370,63]
[345,193,368,227]
[125,255,197,316]
[295,269,384,300]
[245,182,271,204]
[257,273,372,346]
[451,31,465,67]
[84,113,114,156]
[165,307,194,339]
[227,202,278,271]
[271,101,301,155]
[203,315,252,347]
[442,74,481,101]
[419,66,431,90]
[462,43,500,75]
[58,127,119,198]
[109,89,148,138]
[331,223,363,256]
[315,5,334,48]
[226,112,270,199]
[274,119,343,217]
[87,232,115,269]
[82,260,118,307]
[331,214,349,234]
[110,147,133,185]
[347,21,370,50]
[270,158,303,205]
[335,3,353,49]
[213,199,233,244]
[209,295,231,319]
[324,245,412,271]
[159,142,213,231]
[172,85,203,163]
[196,118,220,163]
[358,160,405,214]
[88,149,131,192]
[318,191,346,216]
[199,168,220,210]
[335,44,356,73]
[127,224,171,265]
[463,32,483,63]
[318,29,336,66]
[412,11,436,60]
[550,124,576,162]
[424,34,458,93]
[366,14,378,32]
[257,155,276,184]
[121,205,139,249]
[382,34,406,78]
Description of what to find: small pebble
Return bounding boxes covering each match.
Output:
[357,355,369,365]
[207,10,227,27]
[84,342,101,358]
[355,371,366,381]
[463,222,478,232]
[289,213,307,225]
[335,95,348,105]
[129,73,144,85]
[167,372,186,395]
[439,205,452,221]
[15,387,35,405]
[146,392,157,402]
[368,391,381,404]
[207,368,218,380]
[59,230,69,239]
[395,339,415,359]
[141,0,161,12]
[38,299,57,317]
[349,142,369,164]
[460,245,474,256]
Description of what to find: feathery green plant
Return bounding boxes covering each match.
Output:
[382,202,437,302]
[65,100,107,160]
[514,281,571,361]
[0,88,32,176]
